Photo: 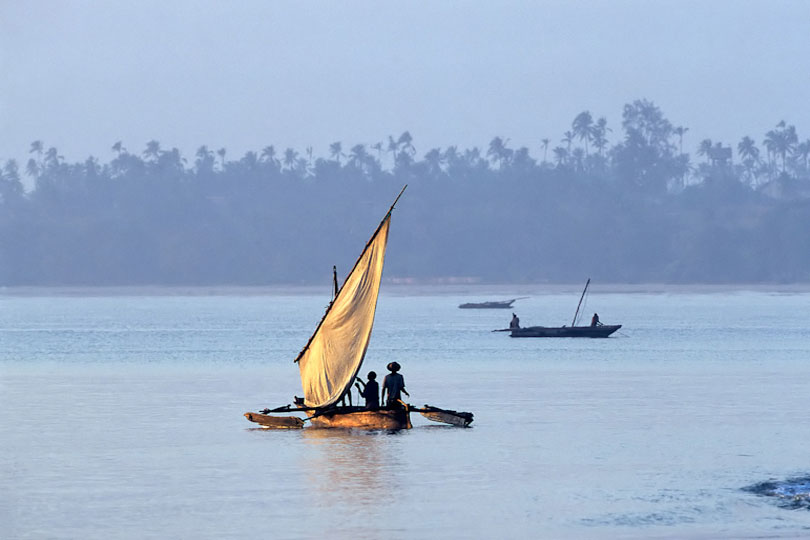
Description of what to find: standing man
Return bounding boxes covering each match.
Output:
[381,362,409,407]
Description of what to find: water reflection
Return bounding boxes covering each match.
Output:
[301,428,400,507]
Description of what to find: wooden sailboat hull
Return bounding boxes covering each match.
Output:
[309,408,412,430]
[510,324,621,338]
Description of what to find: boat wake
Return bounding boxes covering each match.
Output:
[744,476,810,509]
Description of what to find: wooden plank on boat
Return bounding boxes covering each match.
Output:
[244,412,304,429]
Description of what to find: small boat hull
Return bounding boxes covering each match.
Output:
[459,301,514,309]
[244,407,411,430]
[510,324,621,338]
[309,408,412,430]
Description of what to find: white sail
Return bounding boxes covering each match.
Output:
[296,214,391,408]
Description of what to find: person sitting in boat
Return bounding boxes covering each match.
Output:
[355,371,380,409]
[381,362,409,407]
[509,313,520,329]
[591,313,600,327]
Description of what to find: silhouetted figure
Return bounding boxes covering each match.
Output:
[591,313,600,327]
[355,371,380,409]
[510,313,520,329]
[381,362,409,407]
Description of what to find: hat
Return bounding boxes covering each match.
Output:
[387,361,401,372]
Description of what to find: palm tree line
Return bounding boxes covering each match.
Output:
[3,100,809,200]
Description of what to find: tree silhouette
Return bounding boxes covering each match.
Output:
[487,137,511,169]
[572,111,594,156]
[591,117,611,158]
[4,98,810,287]
[540,138,550,163]
[143,140,161,163]
[283,148,298,170]
[329,141,344,164]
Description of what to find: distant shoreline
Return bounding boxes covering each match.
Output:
[3,282,810,297]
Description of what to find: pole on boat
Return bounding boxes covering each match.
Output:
[387,184,408,217]
[572,278,591,327]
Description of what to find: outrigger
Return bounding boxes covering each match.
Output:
[244,186,473,430]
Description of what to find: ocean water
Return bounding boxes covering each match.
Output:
[2,287,810,539]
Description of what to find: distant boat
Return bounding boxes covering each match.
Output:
[502,279,621,338]
[510,324,621,338]
[459,297,528,309]
[244,186,473,430]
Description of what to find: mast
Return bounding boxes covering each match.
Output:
[572,278,590,327]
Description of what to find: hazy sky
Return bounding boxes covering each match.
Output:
[2,1,809,166]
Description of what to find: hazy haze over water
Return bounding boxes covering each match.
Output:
[2,1,809,166]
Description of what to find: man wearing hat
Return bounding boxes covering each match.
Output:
[381,361,409,407]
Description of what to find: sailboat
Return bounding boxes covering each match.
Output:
[244,186,473,429]
[507,279,622,338]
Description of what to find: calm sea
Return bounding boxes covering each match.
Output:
[2,286,810,539]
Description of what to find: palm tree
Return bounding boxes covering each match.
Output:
[27,140,44,177]
[764,121,798,174]
[397,132,416,157]
[540,138,550,163]
[260,145,278,168]
[283,148,298,170]
[737,136,759,162]
[348,144,369,168]
[241,151,258,172]
[111,141,126,156]
[43,147,63,170]
[25,158,39,178]
[697,139,713,164]
[562,131,575,154]
[216,148,226,169]
[552,146,568,167]
[1,160,23,200]
[738,136,760,185]
[29,140,43,156]
[572,111,594,156]
[329,142,344,164]
[590,118,611,157]
[143,140,161,162]
[487,137,511,168]
[195,145,215,173]
[423,148,444,176]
